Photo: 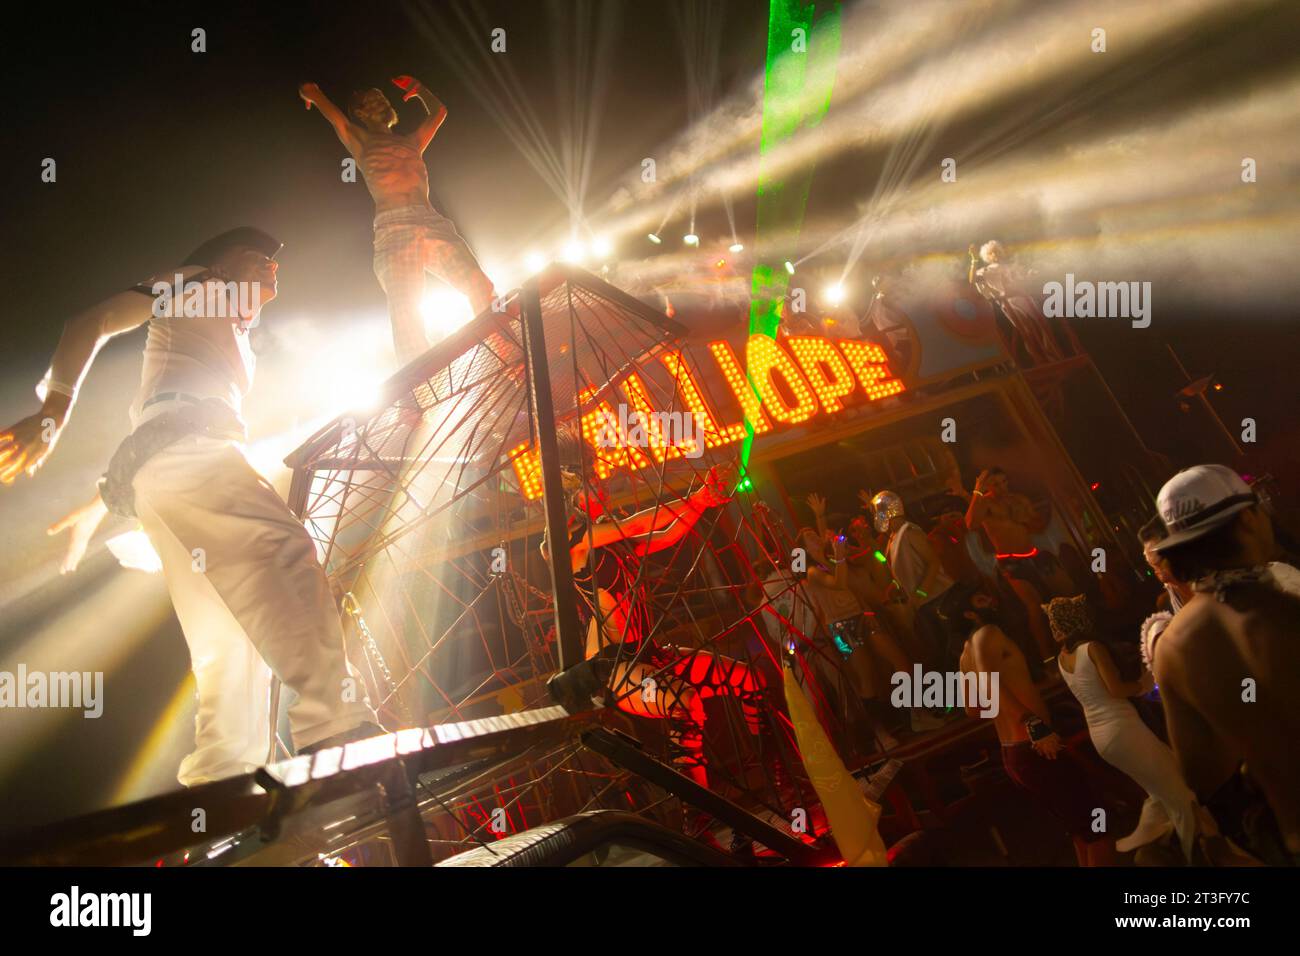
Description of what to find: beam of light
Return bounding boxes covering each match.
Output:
[602,0,1297,321]
[560,238,586,263]
[420,289,476,341]
[669,0,726,270]
[108,671,197,805]
[408,0,620,243]
[739,0,842,477]
[781,71,1300,303]
[824,282,846,306]
[600,0,1252,243]
[105,529,162,573]
[0,571,173,780]
[524,251,548,274]
[480,260,514,296]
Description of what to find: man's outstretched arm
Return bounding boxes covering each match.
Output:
[391,75,447,153]
[0,290,153,483]
[299,82,363,155]
[583,465,736,556]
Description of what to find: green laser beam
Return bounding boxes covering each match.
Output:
[740,0,842,473]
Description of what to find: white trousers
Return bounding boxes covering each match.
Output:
[133,434,371,786]
[1093,715,1198,861]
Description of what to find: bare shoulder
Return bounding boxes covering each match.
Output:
[1158,599,1216,655]
[970,623,1009,657]
[1153,598,1229,683]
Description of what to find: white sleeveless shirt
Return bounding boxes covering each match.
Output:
[129,270,255,428]
[1059,642,1143,737]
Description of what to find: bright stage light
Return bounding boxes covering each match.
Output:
[683,233,700,246]
[824,283,846,305]
[784,261,796,275]
[729,242,744,253]
[337,377,382,415]
[647,233,662,244]
[591,235,612,257]
[421,288,475,340]
[561,239,586,263]
[524,251,546,273]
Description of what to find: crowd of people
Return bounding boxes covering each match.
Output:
[758,461,1299,866]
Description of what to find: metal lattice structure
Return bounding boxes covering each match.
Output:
[282,266,861,850]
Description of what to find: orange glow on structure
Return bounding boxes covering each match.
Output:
[621,371,685,463]
[580,386,652,479]
[838,340,906,401]
[661,350,732,448]
[508,442,544,498]
[746,335,819,424]
[787,336,857,413]
[708,341,773,440]
[507,334,907,498]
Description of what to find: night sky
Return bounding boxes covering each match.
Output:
[2,0,1298,830]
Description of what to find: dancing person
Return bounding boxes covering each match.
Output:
[751,547,870,756]
[541,462,768,790]
[953,590,1116,866]
[0,228,377,785]
[925,493,991,591]
[299,76,498,363]
[796,525,940,735]
[846,513,922,665]
[857,274,914,375]
[807,495,891,615]
[1048,595,1197,860]
[807,495,927,684]
[965,467,1074,660]
[1150,465,1300,864]
[869,490,966,670]
[967,240,1079,365]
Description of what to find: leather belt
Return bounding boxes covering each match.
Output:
[141,391,203,411]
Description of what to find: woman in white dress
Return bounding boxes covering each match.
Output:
[1046,595,1197,860]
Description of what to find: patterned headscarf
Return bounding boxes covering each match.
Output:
[1042,594,1091,646]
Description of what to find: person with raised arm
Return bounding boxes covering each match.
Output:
[300,76,499,363]
[0,228,378,785]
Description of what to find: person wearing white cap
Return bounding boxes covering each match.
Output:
[1137,516,1194,614]
[0,229,378,786]
[1150,464,1300,863]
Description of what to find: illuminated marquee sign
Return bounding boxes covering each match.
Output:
[508,334,905,498]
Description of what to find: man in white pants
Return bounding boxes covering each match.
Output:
[0,227,377,785]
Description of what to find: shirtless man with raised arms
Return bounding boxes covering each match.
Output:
[966,467,1074,659]
[299,76,498,363]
